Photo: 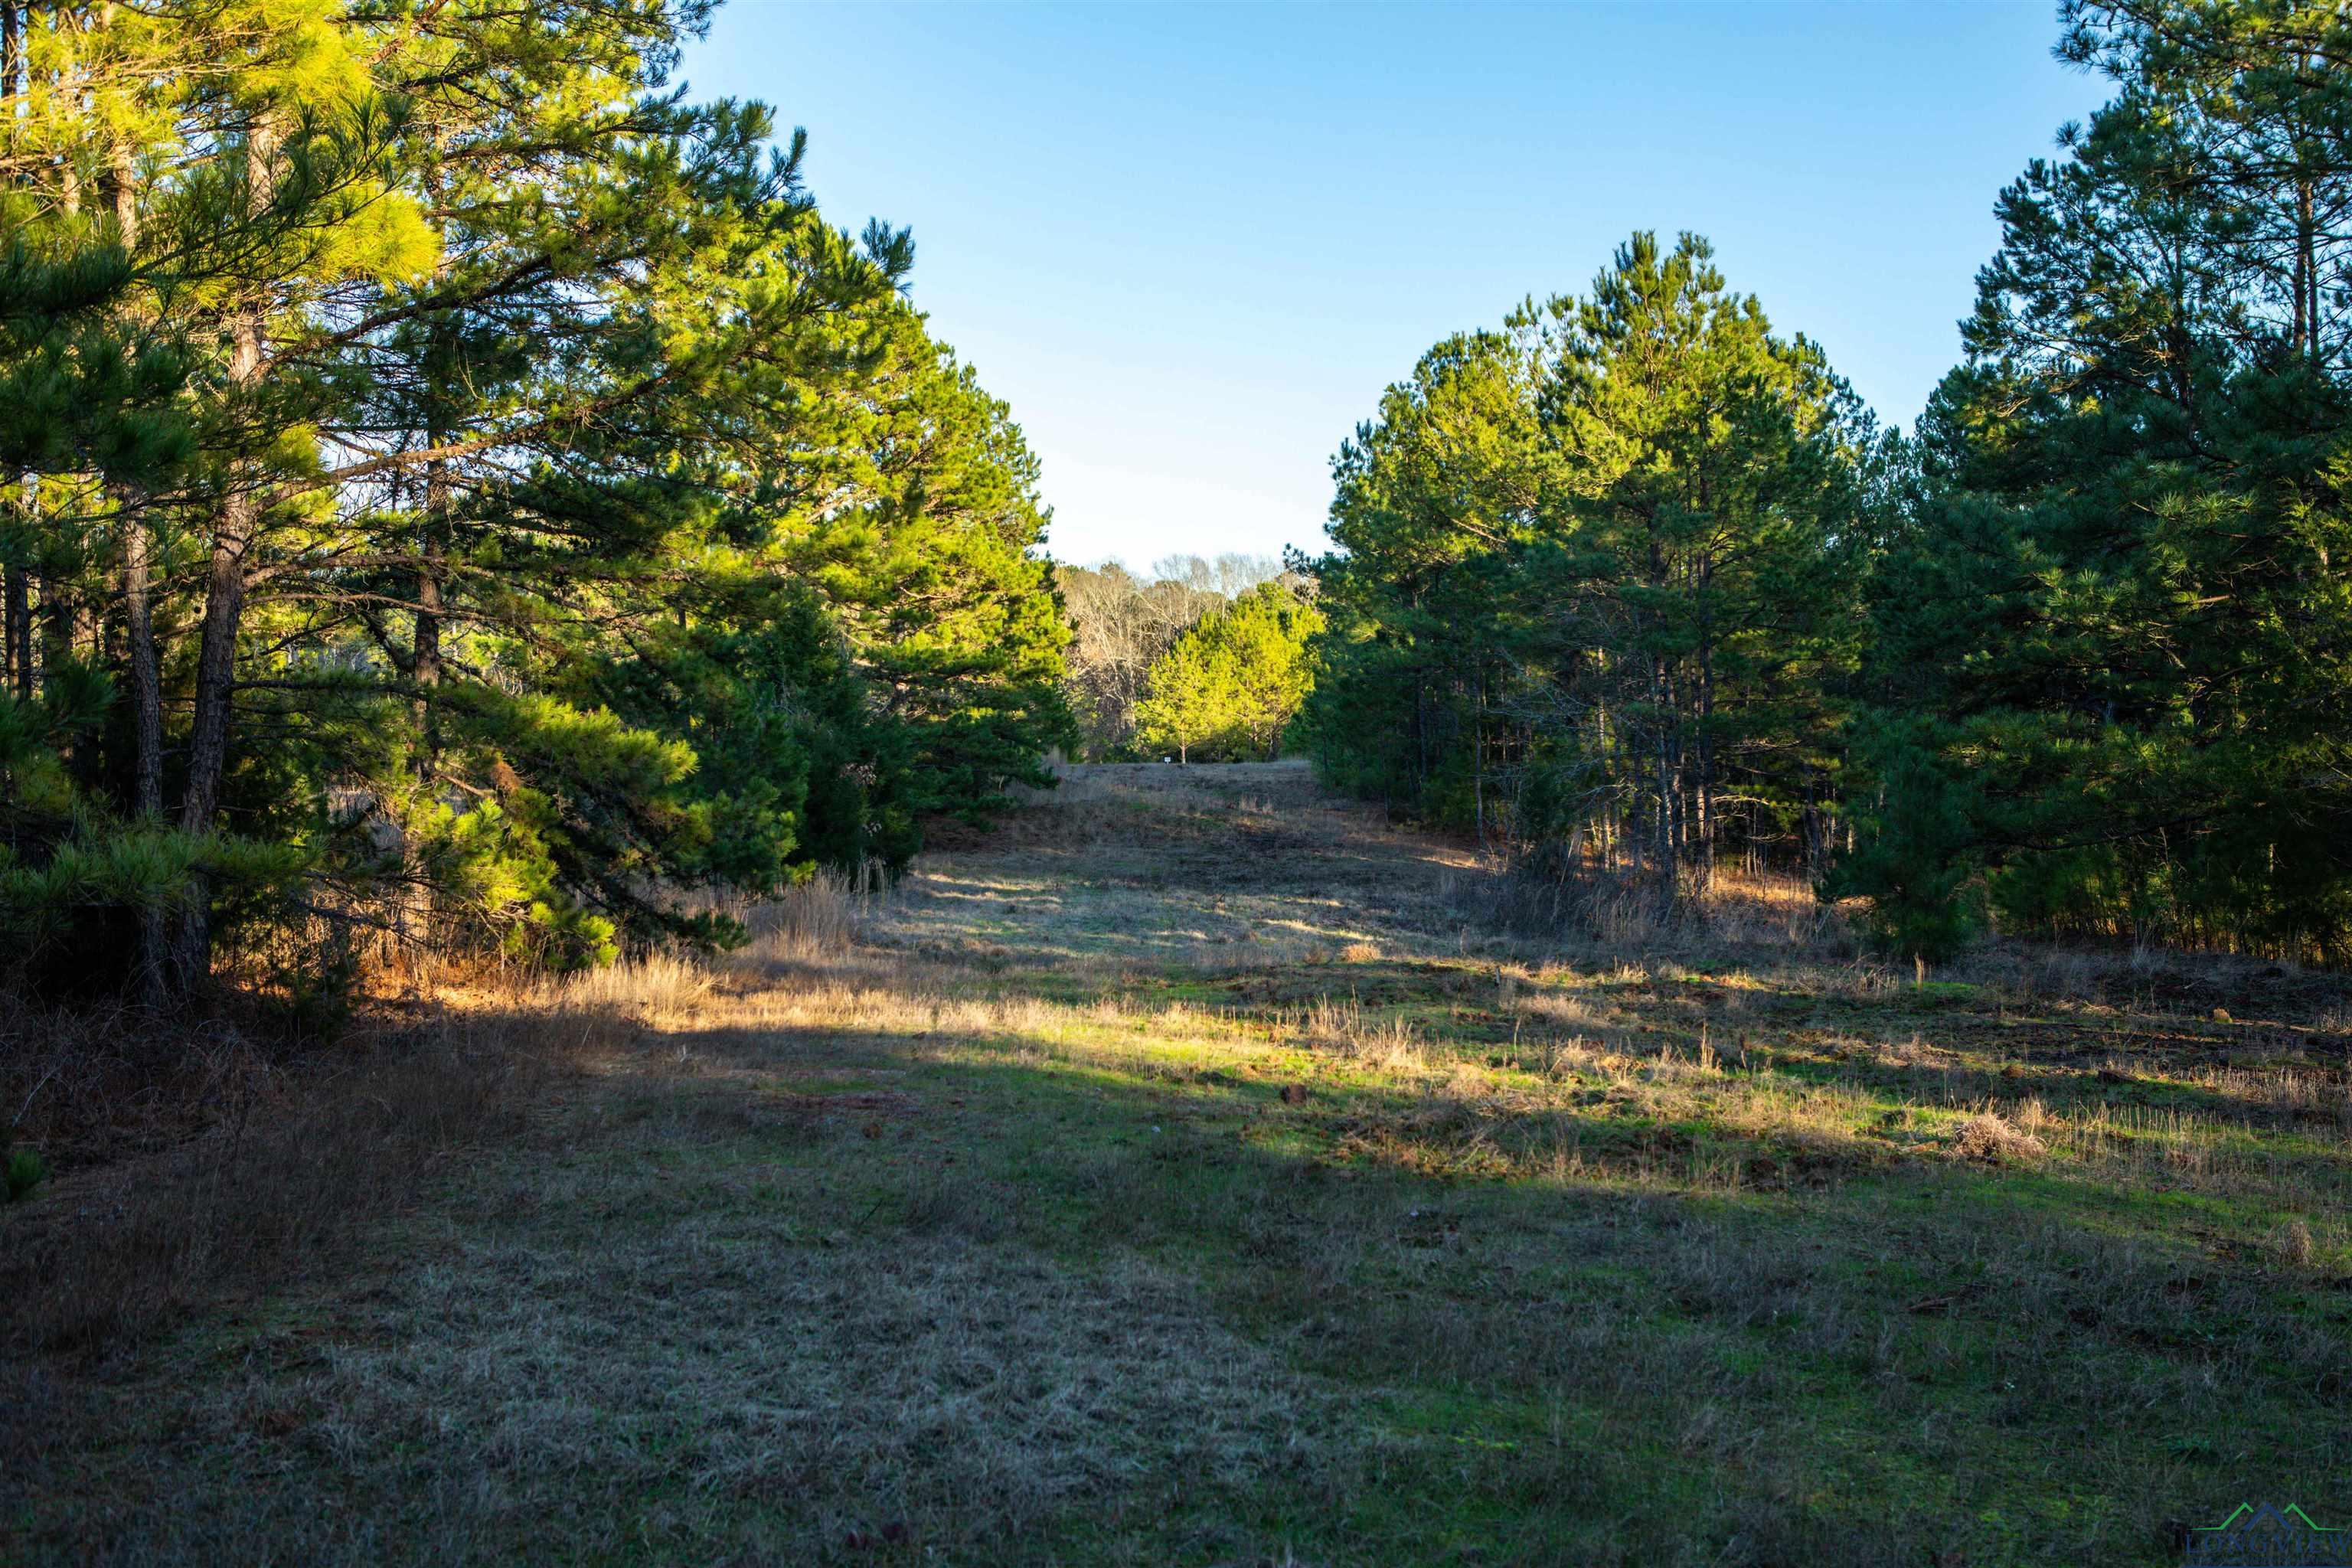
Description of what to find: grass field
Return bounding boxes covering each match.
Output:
[8,762,2350,1565]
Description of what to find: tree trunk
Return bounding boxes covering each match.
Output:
[1695,545,1717,894]
[413,446,447,758]
[1646,531,1677,899]
[400,145,456,961]
[0,8,28,714]
[4,561,24,701]
[39,568,71,680]
[112,141,158,818]
[124,508,167,1005]
[2292,178,2310,357]
[1653,638,1678,898]
[111,122,168,1005]
[171,111,279,998]
[1473,662,1486,851]
[2298,175,2319,368]
[1,9,20,708]
[402,451,447,953]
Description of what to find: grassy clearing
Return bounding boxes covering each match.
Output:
[8,762,2350,1564]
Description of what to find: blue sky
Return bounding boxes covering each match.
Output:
[678,2,2111,568]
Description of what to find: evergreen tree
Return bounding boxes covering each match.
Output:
[1841,0,2352,960]
[1133,632,1219,764]
[1525,233,1872,893]
[1302,328,1547,826]
[0,0,1076,1000]
[1303,235,1873,896]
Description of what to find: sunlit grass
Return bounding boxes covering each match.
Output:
[12,762,2350,1566]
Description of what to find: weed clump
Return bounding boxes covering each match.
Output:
[2272,1217,2317,1269]
[1951,1112,2047,1164]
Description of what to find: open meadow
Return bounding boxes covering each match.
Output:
[6,762,2350,1566]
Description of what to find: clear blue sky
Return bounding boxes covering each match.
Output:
[678,2,2109,569]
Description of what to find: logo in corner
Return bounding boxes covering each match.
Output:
[2184,1503,2352,1568]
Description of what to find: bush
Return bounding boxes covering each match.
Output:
[5,1145,49,1203]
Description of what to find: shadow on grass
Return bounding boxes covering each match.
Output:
[10,983,2347,1568]
[504,1005,2352,1563]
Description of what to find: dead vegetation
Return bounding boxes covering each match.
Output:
[1949,1109,2048,1164]
[0,1007,584,1364]
[1441,855,1849,958]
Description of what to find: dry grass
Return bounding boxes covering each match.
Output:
[0,1007,585,1361]
[1440,855,1850,960]
[1295,993,1429,1071]
[8,761,2352,1566]
[1950,1110,2048,1164]
[740,865,873,962]
[531,949,717,1014]
[28,1229,1341,1565]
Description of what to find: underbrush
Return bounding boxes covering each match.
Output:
[0,1008,586,1361]
[0,874,878,1367]
[1441,854,1851,959]
[1439,850,2352,1034]
[1944,936,2352,1017]
[743,866,873,961]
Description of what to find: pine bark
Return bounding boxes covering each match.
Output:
[111,121,167,1004]
[2,7,20,709]
[172,109,279,998]
[4,561,24,701]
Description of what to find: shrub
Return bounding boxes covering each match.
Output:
[4,1145,49,1203]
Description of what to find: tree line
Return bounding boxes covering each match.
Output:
[1057,553,1318,763]
[0,0,1070,1008]
[1302,0,2352,963]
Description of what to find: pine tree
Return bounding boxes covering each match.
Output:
[0,0,1076,1000]
[1303,236,1872,895]
[1302,328,1547,824]
[1527,233,1870,895]
[1842,0,2352,960]
[1133,633,1220,764]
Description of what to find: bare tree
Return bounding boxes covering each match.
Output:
[1059,555,1306,759]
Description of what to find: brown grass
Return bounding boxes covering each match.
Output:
[0,1006,587,1360]
[1441,854,1855,966]
[1949,1111,2048,1164]
[8,761,2352,1566]
[741,865,872,962]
